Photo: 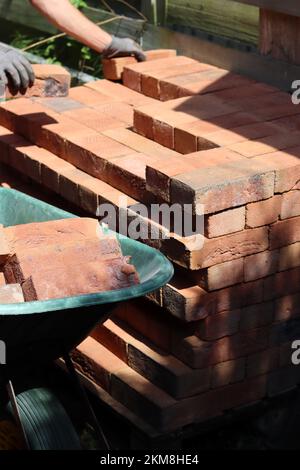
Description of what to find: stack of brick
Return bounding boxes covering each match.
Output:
[0,58,299,437]
[2,218,139,301]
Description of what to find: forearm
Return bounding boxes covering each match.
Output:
[30,0,112,53]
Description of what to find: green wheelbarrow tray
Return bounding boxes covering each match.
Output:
[0,188,174,370]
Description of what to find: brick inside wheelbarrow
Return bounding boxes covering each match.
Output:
[0,188,173,370]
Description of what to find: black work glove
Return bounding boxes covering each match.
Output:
[0,49,35,93]
[102,36,146,62]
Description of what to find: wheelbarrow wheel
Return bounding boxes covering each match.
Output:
[6,387,81,450]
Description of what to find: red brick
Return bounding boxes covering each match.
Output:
[240,301,274,331]
[246,348,279,378]
[162,226,269,270]
[206,258,244,291]
[173,327,270,368]
[211,358,245,388]
[270,216,300,249]
[196,308,240,340]
[255,149,300,193]
[32,96,84,114]
[95,318,210,399]
[213,82,277,101]
[159,69,254,100]
[279,243,300,271]
[281,190,300,219]
[92,101,134,125]
[5,218,101,251]
[244,250,279,282]
[141,62,213,99]
[63,106,125,131]
[203,121,280,147]
[246,195,281,228]
[103,127,181,160]
[104,153,158,202]
[163,275,264,322]
[6,64,70,98]
[174,112,260,153]
[229,131,300,158]
[0,225,11,266]
[102,49,177,81]
[73,337,127,392]
[254,103,300,121]
[205,206,245,238]
[78,177,118,215]
[4,236,122,284]
[68,85,115,105]
[23,256,139,301]
[170,158,275,214]
[0,284,24,303]
[123,56,196,93]
[134,110,154,139]
[264,266,300,301]
[274,293,300,321]
[85,79,156,106]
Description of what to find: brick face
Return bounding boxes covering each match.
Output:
[170,158,275,214]
[246,195,281,228]
[281,190,300,219]
[244,250,279,282]
[205,206,245,238]
[206,258,244,290]
[270,216,300,250]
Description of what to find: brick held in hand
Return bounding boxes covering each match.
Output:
[22,257,139,301]
[102,50,177,81]
[6,64,71,99]
[0,284,24,304]
[4,237,123,284]
[0,224,12,267]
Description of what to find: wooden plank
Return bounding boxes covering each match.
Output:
[259,8,300,65]
[230,0,300,19]
[142,22,300,92]
[141,0,167,26]
[0,0,145,39]
[167,0,259,46]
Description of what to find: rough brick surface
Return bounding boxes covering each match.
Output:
[0,225,11,266]
[206,258,244,290]
[244,250,279,282]
[170,158,275,214]
[270,216,300,249]
[205,207,245,238]
[103,49,177,81]
[0,284,24,303]
[246,196,281,228]
[211,358,245,388]
[6,64,71,98]
[281,190,300,219]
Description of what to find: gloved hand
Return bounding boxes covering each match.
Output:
[0,49,35,93]
[102,36,146,62]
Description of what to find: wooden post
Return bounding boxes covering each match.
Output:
[141,0,167,26]
[259,8,300,65]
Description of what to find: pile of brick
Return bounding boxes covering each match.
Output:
[0,55,299,438]
[0,218,138,302]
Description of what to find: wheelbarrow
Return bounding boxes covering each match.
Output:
[0,188,174,450]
